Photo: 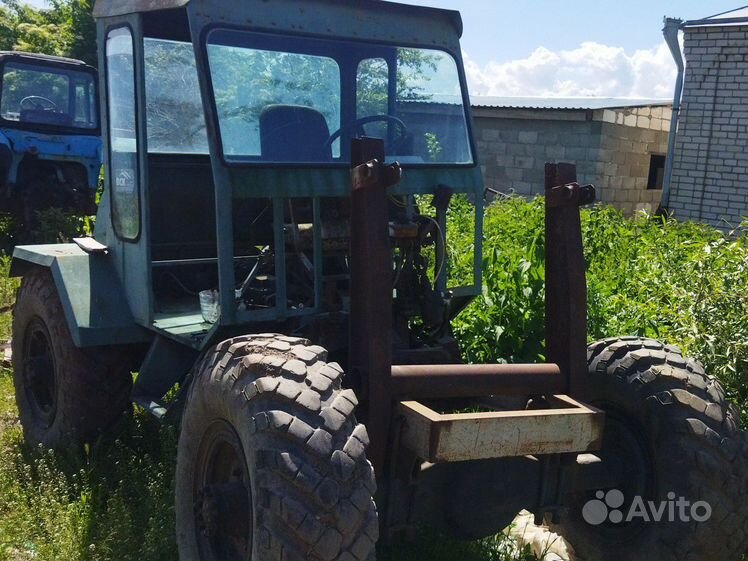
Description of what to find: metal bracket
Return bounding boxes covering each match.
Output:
[546,182,596,209]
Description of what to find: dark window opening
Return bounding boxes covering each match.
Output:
[647,154,666,190]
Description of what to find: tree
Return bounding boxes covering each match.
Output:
[0,0,96,66]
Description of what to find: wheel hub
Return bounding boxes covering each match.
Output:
[194,421,252,561]
[569,410,655,534]
[23,318,57,427]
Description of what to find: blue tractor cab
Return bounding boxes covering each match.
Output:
[0,51,101,235]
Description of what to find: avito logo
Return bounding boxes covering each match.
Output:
[582,489,712,526]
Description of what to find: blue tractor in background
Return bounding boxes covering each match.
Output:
[0,51,100,240]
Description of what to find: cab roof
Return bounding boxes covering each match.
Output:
[0,51,95,71]
[93,0,463,38]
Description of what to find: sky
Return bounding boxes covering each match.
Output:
[22,0,745,98]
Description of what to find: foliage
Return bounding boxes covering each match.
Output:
[451,196,748,416]
[0,256,18,341]
[27,207,92,244]
[0,249,172,560]
[0,0,96,65]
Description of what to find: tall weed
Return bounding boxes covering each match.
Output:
[452,196,748,415]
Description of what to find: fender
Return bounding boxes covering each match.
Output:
[10,244,151,347]
[1,128,102,190]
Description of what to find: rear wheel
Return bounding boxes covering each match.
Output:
[12,269,133,448]
[176,334,378,561]
[551,337,748,561]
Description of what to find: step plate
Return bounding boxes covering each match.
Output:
[399,395,604,463]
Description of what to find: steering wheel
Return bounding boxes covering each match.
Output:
[20,96,58,111]
[324,114,410,153]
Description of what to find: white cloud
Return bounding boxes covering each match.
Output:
[464,41,678,99]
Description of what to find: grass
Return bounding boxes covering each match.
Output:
[0,197,746,560]
[0,371,538,561]
[0,373,179,561]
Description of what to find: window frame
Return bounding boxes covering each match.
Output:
[105,24,142,242]
[143,37,210,156]
[206,37,342,162]
[647,153,667,190]
[199,25,477,170]
[0,57,100,136]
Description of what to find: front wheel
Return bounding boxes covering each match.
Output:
[175,334,378,561]
[552,337,748,561]
[12,269,133,448]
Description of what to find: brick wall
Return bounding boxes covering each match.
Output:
[669,25,748,228]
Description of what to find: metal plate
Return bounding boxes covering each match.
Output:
[399,395,605,463]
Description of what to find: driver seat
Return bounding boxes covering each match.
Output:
[260,105,331,162]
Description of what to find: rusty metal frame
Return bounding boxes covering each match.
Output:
[391,364,564,399]
[349,138,401,472]
[348,145,599,473]
[398,396,604,463]
[544,163,595,399]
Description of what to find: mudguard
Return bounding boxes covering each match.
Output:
[10,244,151,347]
[0,128,102,190]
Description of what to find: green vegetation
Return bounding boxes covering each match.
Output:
[0,0,96,66]
[450,197,748,416]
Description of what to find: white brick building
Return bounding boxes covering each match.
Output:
[667,7,748,228]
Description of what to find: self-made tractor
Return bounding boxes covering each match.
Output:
[0,51,100,238]
[9,2,748,560]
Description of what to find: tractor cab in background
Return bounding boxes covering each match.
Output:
[0,52,101,240]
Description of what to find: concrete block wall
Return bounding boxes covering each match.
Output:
[473,118,600,197]
[474,109,671,214]
[595,122,669,214]
[593,106,673,133]
[669,25,748,228]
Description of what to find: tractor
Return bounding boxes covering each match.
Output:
[9,1,748,560]
[0,51,100,239]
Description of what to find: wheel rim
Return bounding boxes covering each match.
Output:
[23,317,57,428]
[573,408,655,540]
[194,420,253,561]
[598,411,653,525]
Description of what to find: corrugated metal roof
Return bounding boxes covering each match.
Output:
[470,96,672,110]
[683,5,748,27]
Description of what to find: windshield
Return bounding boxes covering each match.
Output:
[0,62,97,131]
[204,29,473,166]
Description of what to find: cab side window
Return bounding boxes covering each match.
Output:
[106,27,140,240]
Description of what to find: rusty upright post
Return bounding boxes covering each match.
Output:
[544,163,595,399]
[349,137,401,474]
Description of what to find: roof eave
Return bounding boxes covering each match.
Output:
[93,0,190,18]
[682,16,748,28]
[0,51,94,70]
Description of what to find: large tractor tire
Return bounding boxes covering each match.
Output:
[176,334,378,561]
[12,269,133,448]
[551,337,748,561]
